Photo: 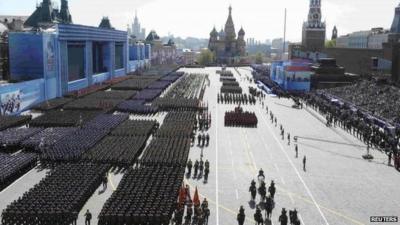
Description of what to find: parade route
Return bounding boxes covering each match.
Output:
[182,67,400,225]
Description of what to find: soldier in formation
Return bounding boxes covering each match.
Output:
[237,206,245,225]
[187,159,193,176]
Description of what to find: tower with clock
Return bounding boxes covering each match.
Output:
[302,0,326,52]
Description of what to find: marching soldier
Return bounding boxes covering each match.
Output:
[194,160,199,178]
[84,209,92,225]
[237,206,245,225]
[254,206,264,225]
[198,134,202,146]
[199,159,204,176]
[173,207,184,225]
[201,133,206,147]
[201,198,209,211]
[265,195,274,220]
[205,160,210,170]
[206,133,210,146]
[185,203,193,224]
[268,180,276,199]
[249,180,257,201]
[289,209,299,225]
[259,181,267,201]
[204,206,210,225]
[204,166,210,182]
[279,208,288,225]
[191,131,196,144]
[187,159,193,175]
[102,173,108,190]
[295,145,298,158]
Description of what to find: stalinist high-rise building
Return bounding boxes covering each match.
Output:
[131,10,146,40]
[302,0,326,52]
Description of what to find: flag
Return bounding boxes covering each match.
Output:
[193,186,200,207]
[178,184,186,208]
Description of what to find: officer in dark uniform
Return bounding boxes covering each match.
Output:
[278,208,288,225]
[84,209,92,225]
[204,166,210,182]
[185,204,193,224]
[249,180,257,201]
[201,198,209,211]
[102,173,108,190]
[204,206,210,225]
[205,133,210,146]
[237,206,245,225]
[265,195,274,220]
[289,209,299,225]
[268,180,276,199]
[201,133,206,147]
[187,159,193,175]
[199,159,204,176]
[191,131,196,144]
[205,160,210,170]
[254,206,264,225]
[198,134,202,146]
[194,160,199,178]
[258,181,267,201]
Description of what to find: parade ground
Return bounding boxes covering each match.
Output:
[183,67,400,225]
[0,67,399,225]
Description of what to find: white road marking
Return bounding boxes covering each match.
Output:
[258,108,330,225]
[215,92,220,225]
[235,189,239,200]
[280,176,286,185]
[274,163,280,173]
[299,214,306,225]
[0,167,35,194]
[288,192,295,204]
[249,151,258,169]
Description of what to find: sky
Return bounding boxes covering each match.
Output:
[0,0,399,42]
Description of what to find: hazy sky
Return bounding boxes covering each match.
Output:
[0,0,398,42]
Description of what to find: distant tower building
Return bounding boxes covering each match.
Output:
[99,17,114,29]
[391,3,400,33]
[332,26,338,40]
[302,0,326,52]
[208,5,246,64]
[59,0,72,24]
[132,10,146,40]
[24,0,73,28]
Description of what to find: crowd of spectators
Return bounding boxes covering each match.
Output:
[324,79,400,124]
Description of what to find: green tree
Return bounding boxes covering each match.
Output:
[197,49,215,65]
[255,53,263,64]
[325,40,336,48]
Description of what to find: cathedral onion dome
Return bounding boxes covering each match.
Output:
[238,27,245,36]
[219,29,226,39]
[210,27,218,37]
[167,39,175,46]
[146,30,160,42]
